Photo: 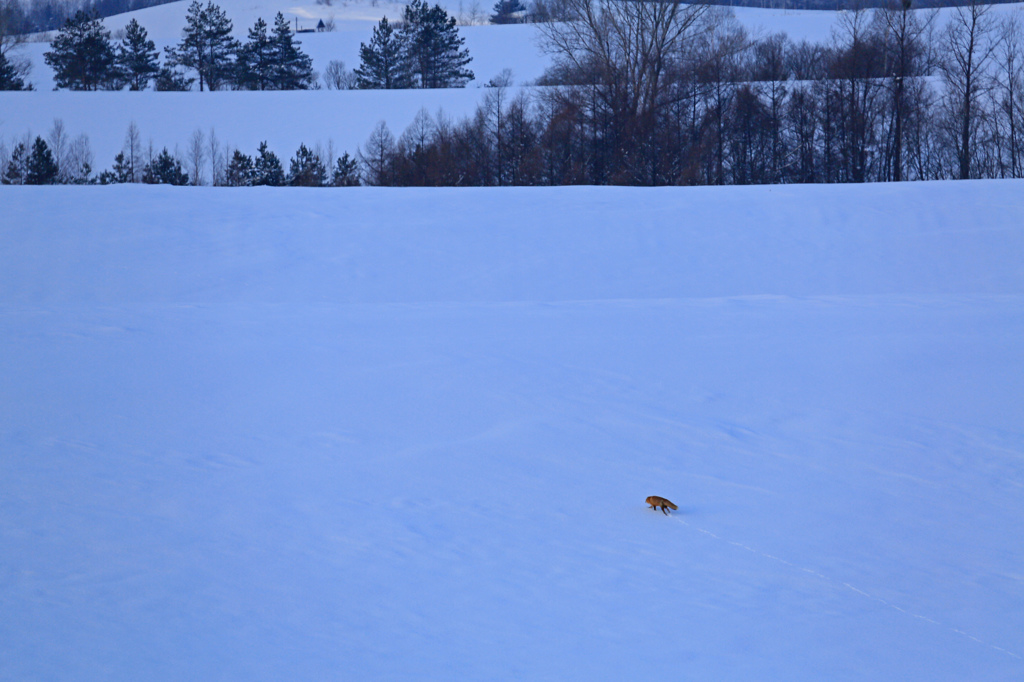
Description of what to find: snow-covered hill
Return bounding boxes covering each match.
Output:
[3,0,551,165]
[6,1,1024,169]
[12,0,1024,91]
[2,180,1023,680]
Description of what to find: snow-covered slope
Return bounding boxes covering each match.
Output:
[2,180,1023,680]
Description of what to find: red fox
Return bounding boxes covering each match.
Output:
[646,496,678,515]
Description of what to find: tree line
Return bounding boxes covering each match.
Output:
[360,0,1024,186]
[0,119,363,186]
[33,2,314,91]
[6,0,1024,185]
[3,0,545,39]
[5,0,475,91]
[1,119,94,184]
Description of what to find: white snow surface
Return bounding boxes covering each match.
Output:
[2,180,1024,680]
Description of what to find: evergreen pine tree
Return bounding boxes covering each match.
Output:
[253,141,285,185]
[400,0,473,88]
[288,143,327,186]
[224,149,255,185]
[1,141,27,184]
[489,0,526,24]
[354,16,413,89]
[154,53,195,91]
[44,11,119,90]
[235,17,273,90]
[0,51,28,90]
[166,1,238,91]
[72,161,93,184]
[332,152,360,186]
[99,151,134,183]
[269,13,314,89]
[116,18,159,90]
[142,148,189,185]
[25,136,58,184]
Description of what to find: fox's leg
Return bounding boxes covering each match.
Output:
[661,505,669,515]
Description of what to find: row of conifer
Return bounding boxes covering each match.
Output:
[38,3,314,91]
[17,0,476,91]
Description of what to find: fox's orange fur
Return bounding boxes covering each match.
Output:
[646,496,678,515]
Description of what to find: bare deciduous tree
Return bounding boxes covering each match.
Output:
[941,0,1001,179]
[186,128,205,185]
[877,1,935,182]
[207,127,224,186]
[482,69,513,184]
[322,59,356,89]
[539,0,711,182]
[828,8,886,183]
[123,121,143,183]
[994,13,1024,178]
[360,120,396,185]
[66,133,93,182]
[47,118,69,182]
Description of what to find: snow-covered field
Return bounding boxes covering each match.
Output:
[4,0,1024,677]
[2,180,1023,679]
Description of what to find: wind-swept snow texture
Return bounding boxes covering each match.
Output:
[2,181,1024,680]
